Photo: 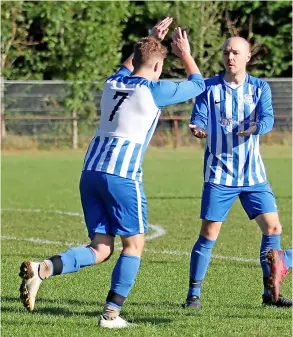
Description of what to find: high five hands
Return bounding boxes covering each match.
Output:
[149,17,173,41]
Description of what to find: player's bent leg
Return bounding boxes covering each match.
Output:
[19,234,114,312]
[183,220,221,309]
[99,233,144,328]
[256,212,291,306]
[90,233,115,263]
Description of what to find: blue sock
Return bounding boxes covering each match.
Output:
[260,234,281,296]
[106,254,141,310]
[58,246,96,274]
[187,235,216,299]
[284,248,292,269]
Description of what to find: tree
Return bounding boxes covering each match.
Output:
[225,1,292,77]
[1,1,45,79]
[1,1,131,128]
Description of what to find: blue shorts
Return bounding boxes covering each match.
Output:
[201,182,278,222]
[79,171,148,238]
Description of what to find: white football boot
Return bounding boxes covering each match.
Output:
[19,261,43,312]
[98,315,136,328]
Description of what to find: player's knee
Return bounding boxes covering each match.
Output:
[121,234,145,255]
[121,240,144,257]
[89,245,114,263]
[102,249,114,262]
[266,221,282,235]
[201,221,221,240]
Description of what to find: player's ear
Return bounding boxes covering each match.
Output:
[154,62,159,72]
[246,52,251,63]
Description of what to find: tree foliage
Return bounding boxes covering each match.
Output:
[1,0,291,120]
[225,1,292,77]
[1,1,130,118]
[127,1,227,78]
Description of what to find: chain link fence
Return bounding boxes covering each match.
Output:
[1,79,292,149]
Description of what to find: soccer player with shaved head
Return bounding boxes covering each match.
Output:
[184,36,292,309]
[18,18,206,328]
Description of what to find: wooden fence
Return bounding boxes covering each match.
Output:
[2,114,291,149]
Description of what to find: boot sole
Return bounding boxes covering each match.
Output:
[266,250,281,302]
[19,261,35,312]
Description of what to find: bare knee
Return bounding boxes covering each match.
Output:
[121,234,145,257]
[256,213,282,235]
[200,220,222,241]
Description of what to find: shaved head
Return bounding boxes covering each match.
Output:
[223,37,250,53]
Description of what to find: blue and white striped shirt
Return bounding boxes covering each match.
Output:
[83,66,205,181]
[191,73,274,186]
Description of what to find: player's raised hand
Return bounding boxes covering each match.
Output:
[189,124,208,138]
[237,122,257,137]
[171,27,191,58]
[149,17,173,41]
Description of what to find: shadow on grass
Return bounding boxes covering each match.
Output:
[1,296,179,322]
[2,296,182,309]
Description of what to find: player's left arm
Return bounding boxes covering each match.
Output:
[237,82,274,137]
[254,82,274,135]
[150,76,205,108]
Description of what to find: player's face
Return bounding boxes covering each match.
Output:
[223,40,251,75]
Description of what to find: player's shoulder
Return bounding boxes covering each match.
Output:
[147,80,177,95]
[246,74,269,89]
[204,75,222,88]
[106,66,132,83]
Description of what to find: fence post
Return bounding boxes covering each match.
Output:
[72,111,78,149]
[1,76,6,142]
[173,119,179,149]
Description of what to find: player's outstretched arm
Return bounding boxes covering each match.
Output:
[122,17,173,73]
[189,91,208,139]
[171,27,201,77]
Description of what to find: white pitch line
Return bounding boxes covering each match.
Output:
[1,235,258,264]
[1,208,166,242]
[1,208,259,264]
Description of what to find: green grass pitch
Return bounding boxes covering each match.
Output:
[2,146,292,337]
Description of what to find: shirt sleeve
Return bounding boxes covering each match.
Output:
[190,90,208,130]
[106,65,132,81]
[149,74,205,108]
[254,82,274,135]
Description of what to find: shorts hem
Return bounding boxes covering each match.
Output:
[200,215,226,222]
[92,229,148,237]
[248,210,278,220]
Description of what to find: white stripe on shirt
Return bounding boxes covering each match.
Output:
[106,138,125,174]
[120,142,136,178]
[225,86,233,186]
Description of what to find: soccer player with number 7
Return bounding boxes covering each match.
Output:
[19,17,205,328]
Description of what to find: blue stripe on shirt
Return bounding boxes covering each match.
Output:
[101,137,120,172]
[84,137,100,170]
[91,137,109,171]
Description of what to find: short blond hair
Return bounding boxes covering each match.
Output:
[133,37,167,69]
